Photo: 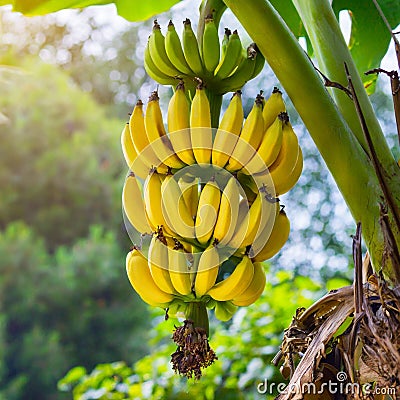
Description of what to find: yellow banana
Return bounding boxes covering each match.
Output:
[165,20,193,75]
[178,176,199,220]
[167,82,195,165]
[120,123,149,179]
[213,175,241,245]
[226,94,264,172]
[228,198,250,244]
[214,30,243,79]
[129,99,168,173]
[161,174,195,239]
[145,91,185,169]
[262,87,286,130]
[207,255,254,301]
[148,20,180,77]
[195,176,221,245]
[268,114,299,194]
[244,114,284,175]
[273,145,303,196]
[214,301,238,321]
[248,200,279,260]
[233,188,277,250]
[143,170,172,235]
[212,91,244,168]
[202,15,220,73]
[190,82,212,165]
[194,244,220,298]
[168,244,193,295]
[148,234,176,294]
[182,18,204,76]
[232,261,266,306]
[250,207,290,262]
[126,249,173,307]
[122,172,152,234]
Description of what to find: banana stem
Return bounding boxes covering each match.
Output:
[222,0,400,276]
[206,89,223,128]
[185,301,210,337]
[198,0,227,45]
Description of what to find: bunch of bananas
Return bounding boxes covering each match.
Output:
[121,10,304,379]
[144,18,265,94]
[121,83,301,323]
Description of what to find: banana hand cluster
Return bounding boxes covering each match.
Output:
[122,85,302,195]
[144,19,265,95]
[125,234,268,322]
[121,85,302,324]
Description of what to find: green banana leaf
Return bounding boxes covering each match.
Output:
[0,0,182,21]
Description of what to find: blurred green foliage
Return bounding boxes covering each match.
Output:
[0,56,126,250]
[0,222,150,400]
[0,52,151,399]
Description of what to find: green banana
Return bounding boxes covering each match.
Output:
[248,43,265,79]
[165,20,193,75]
[148,20,181,78]
[221,28,231,56]
[213,43,260,94]
[144,43,176,86]
[182,18,204,76]
[214,301,238,321]
[214,30,243,79]
[202,15,220,73]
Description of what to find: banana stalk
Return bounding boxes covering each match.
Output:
[198,0,226,128]
[185,301,210,337]
[222,0,400,278]
[205,89,223,129]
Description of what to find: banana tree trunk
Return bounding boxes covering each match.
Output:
[222,0,400,279]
